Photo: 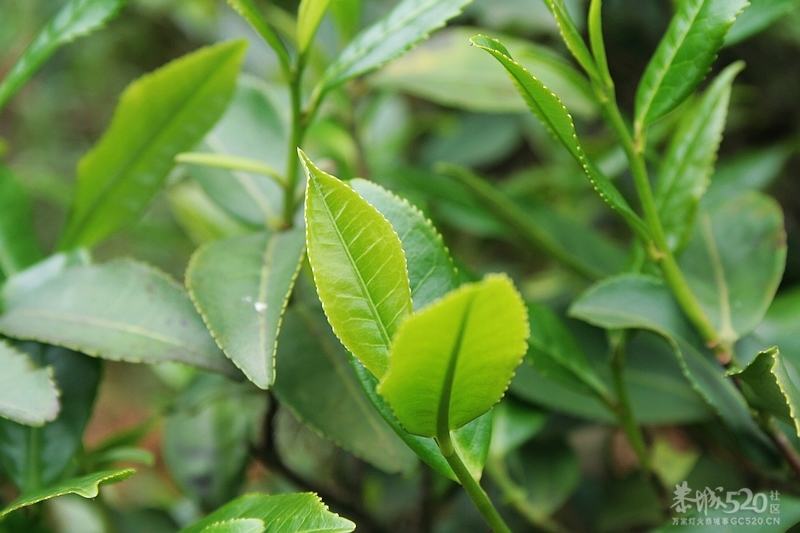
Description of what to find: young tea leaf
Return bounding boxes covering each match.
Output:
[542,0,601,82]
[297,0,333,54]
[225,0,291,74]
[0,0,124,112]
[470,35,649,240]
[378,274,529,438]
[179,493,355,533]
[0,340,59,427]
[186,228,305,389]
[59,40,247,249]
[301,151,412,378]
[316,0,472,96]
[655,62,743,252]
[0,166,43,276]
[634,0,749,132]
[0,468,135,518]
[0,259,238,376]
[201,519,265,533]
[729,347,800,436]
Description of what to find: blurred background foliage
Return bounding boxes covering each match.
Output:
[2,0,800,531]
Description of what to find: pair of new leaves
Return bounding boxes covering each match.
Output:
[300,152,530,440]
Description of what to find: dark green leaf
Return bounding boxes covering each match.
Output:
[470,35,649,239]
[163,374,267,511]
[186,228,305,388]
[704,146,791,207]
[302,152,412,378]
[178,493,355,533]
[656,62,742,252]
[317,0,472,95]
[349,178,458,310]
[0,469,134,518]
[729,347,800,434]
[273,303,417,474]
[0,166,43,276]
[59,40,247,249]
[0,340,59,427]
[570,275,776,463]
[634,0,749,130]
[0,0,124,111]
[488,399,548,458]
[378,275,529,437]
[0,259,238,376]
[749,287,800,372]
[678,192,786,343]
[0,345,101,492]
[654,493,800,531]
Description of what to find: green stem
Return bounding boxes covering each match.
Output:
[438,431,513,533]
[608,331,651,473]
[282,59,308,228]
[175,152,285,186]
[596,84,729,364]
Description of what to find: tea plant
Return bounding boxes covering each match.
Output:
[2,0,800,531]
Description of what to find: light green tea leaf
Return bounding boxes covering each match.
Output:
[379,274,529,437]
[0,259,238,376]
[470,35,649,239]
[0,468,134,518]
[726,0,800,45]
[570,275,776,464]
[302,151,412,378]
[179,493,355,533]
[542,0,601,81]
[201,519,265,533]
[59,40,247,249]
[0,166,43,276]
[656,62,743,252]
[634,0,749,130]
[0,340,58,427]
[274,302,418,474]
[225,0,290,72]
[729,347,800,435]
[349,179,458,310]
[298,0,333,53]
[186,228,305,389]
[0,0,124,111]
[678,192,786,344]
[317,0,472,95]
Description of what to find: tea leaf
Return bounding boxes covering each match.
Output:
[0,0,124,111]
[0,259,238,376]
[726,0,800,45]
[186,228,305,389]
[317,0,471,95]
[302,151,412,378]
[634,0,749,130]
[201,520,265,533]
[678,192,786,344]
[0,166,43,276]
[225,0,290,71]
[0,340,59,427]
[470,35,649,240]
[570,275,776,464]
[59,40,247,249]
[179,493,355,533]
[542,0,601,82]
[0,468,134,518]
[378,274,529,437]
[297,0,333,53]
[656,62,742,252]
[729,347,800,435]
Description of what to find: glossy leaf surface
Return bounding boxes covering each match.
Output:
[0,345,101,492]
[634,0,749,129]
[729,347,800,435]
[317,0,472,94]
[302,152,412,378]
[201,520,265,533]
[0,0,124,111]
[59,40,247,249]
[0,469,134,518]
[471,35,648,239]
[350,178,458,310]
[186,228,305,388]
[179,493,355,533]
[0,259,237,376]
[655,62,742,252]
[0,340,59,427]
[374,27,595,116]
[0,166,43,276]
[379,274,529,437]
[678,192,786,344]
[274,302,417,474]
[570,275,775,462]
